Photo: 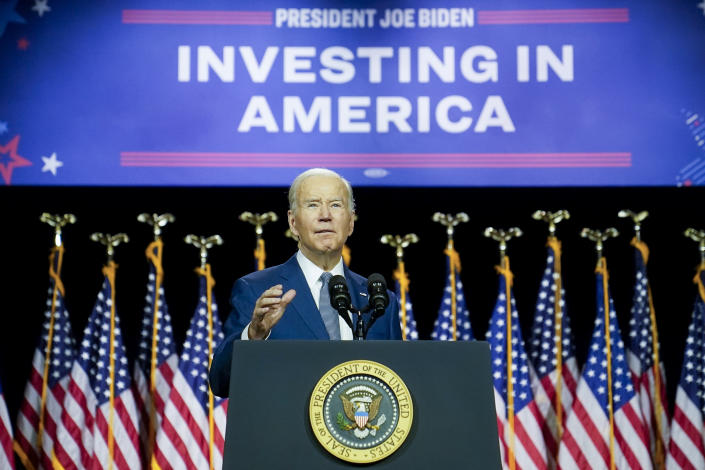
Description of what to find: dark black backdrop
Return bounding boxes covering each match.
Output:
[1,185,703,433]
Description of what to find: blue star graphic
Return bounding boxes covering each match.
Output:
[0,0,25,38]
[0,122,7,134]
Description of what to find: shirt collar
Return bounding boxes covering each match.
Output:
[296,250,345,290]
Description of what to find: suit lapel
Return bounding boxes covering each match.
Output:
[280,256,329,339]
[345,265,368,314]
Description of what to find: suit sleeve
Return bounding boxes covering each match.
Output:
[209,277,259,397]
[385,288,403,340]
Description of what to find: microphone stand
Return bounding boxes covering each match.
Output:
[341,305,385,341]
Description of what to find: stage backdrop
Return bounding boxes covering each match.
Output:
[1,0,704,187]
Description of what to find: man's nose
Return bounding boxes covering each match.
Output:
[318,205,332,219]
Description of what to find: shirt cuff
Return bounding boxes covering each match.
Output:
[241,322,271,340]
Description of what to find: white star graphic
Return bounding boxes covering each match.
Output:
[41,152,63,175]
[699,0,705,15]
[32,0,51,17]
[0,121,7,134]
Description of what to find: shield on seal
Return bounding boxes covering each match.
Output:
[354,404,369,429]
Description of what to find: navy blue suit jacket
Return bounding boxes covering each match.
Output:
[209,255,402,397]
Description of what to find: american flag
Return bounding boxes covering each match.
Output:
[1,377,15,469]
[133,240,178,466]
[394,262,419,341]
[487,257,548,470]
[665,265,705,470]
[431,243,473,341]
[626,239,669,468]
[15,247,77,470]
[153,266,228,470]
[54,263,141,469]
[558,258,652,470]
[528,239,579,468]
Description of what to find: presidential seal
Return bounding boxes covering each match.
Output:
[309,360,413,464]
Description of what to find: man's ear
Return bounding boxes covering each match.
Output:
[348,211,355,236]
[288,209,298,237]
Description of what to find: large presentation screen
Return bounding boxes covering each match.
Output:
[1,0,704,186]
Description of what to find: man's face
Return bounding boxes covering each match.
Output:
[288,174,354,261]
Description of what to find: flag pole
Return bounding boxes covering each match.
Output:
[581,227,619,470]
[137,213,175,466]
[185,234,224,470]
[619,209,667,469]
[90,232,130,470]
[34,214,75,461]
[432,213,469,341]
[381,234,419,341]
[484,226,523,470]
[239,211,277,271]
[532,210,570,441]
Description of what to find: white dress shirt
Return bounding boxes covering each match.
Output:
[241,250,353,340]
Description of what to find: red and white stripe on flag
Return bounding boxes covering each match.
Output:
[54,269,142,469]
[558,380,653,469]
[152,268,228,470]
[1,382,15,469]
[153,372,228,470]
[665,278,705,470]
[530,358,579,466]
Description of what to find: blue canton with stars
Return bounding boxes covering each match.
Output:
[76,275,132,405]
[582,271,636,415]
[178,274,226,411]
[395,279,418,341]
[529,245,576,378]
[137,253,176,375]
[42,261,76,388]
[676,270,705,411]
[627,246,657,370]
[486,270,535,412]
[432,255,473,341]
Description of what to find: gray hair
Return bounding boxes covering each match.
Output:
[288,168,355,214]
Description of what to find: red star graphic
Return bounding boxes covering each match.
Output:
[0,135,32,185]
[17,37,30,50]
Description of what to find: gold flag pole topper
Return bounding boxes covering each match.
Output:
[30,213,76,460]
[138,213,175,241]
[618,210,666,469]
[432,212,469,341]
[137,213,175,465]
[184,233,223,470]
[40,213,77,248]
[531,210,569,443]
[239,211,277,271]
[617,210,648,242]
[581,226,619,470]
[685,228,705,267]
[90,232,129,470]
[484,226,522,470]
[380,234,419,341]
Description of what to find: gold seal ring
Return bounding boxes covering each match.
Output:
[309,359,413,464]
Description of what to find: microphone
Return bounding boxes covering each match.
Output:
[329,274,353,314]
[367,273,389,317]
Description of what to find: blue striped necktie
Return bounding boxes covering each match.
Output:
[319,272,341,340]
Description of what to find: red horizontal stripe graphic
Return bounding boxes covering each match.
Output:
[120,151,631,168]
[477,8,629,25]
[122,10,273,25]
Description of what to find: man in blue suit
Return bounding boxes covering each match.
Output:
[209,168,402,397]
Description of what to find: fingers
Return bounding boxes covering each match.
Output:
[248,286,296,339]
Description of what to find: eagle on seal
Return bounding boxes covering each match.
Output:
[341,394,382,431]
